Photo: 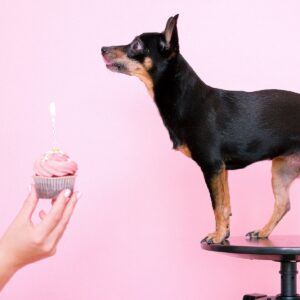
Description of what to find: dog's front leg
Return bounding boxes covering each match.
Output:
[202,166,231,244]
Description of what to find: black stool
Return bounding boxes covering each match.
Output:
[201,236,300,299]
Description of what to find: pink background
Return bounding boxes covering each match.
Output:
[1,0,300,299]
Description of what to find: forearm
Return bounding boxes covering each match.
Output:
[0,248,18,291]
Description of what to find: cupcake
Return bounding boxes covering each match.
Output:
[33,148,78,199]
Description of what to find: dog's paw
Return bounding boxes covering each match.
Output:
[201,230,230,244]
[246,230,269,240]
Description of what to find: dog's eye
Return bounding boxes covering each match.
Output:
[131,40,143,52]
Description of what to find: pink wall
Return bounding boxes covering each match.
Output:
[1,0,300,299]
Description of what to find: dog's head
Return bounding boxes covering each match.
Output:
[101,15,179,96]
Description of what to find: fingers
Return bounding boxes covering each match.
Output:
[37,189,72,236]
[18,185,39,221]
[49,191,80,247]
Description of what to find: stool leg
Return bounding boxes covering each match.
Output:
[276,261,300,300]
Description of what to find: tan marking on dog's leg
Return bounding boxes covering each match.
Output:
[177,144,192,158]
[206,167,231,243]
[224,170,231,217]
[256,157,298,238]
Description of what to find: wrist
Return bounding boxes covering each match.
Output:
[0,245,19,290]
[0,243,19,275]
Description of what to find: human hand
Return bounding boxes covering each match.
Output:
[0,185,79,289]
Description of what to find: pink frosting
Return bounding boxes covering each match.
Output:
[34,149,78,177]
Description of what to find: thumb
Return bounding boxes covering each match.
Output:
[18,184,39,220]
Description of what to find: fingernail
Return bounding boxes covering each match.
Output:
[77,191,82,199]
[28,184,32,193]
[64,189,71,198]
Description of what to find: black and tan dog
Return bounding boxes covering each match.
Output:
[102,15,300,244]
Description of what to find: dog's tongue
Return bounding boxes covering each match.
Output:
[102,55,111,65]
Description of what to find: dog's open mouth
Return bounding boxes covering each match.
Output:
[105,62,125,72]
[102,51,128,74]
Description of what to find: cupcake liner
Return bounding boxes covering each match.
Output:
[33,175,76,199]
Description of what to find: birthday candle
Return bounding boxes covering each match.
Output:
[49,101,58,151]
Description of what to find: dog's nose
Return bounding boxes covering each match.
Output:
[101,47,109,55]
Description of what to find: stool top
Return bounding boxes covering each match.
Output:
[201,236,300,261]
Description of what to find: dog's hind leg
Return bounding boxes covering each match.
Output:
[247,156,299,239]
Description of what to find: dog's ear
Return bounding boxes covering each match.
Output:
[163,14,179,53]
